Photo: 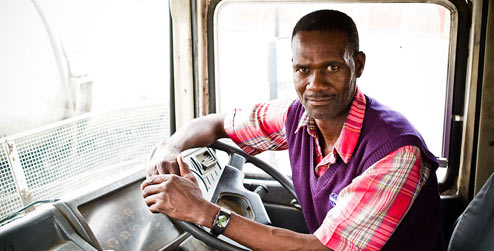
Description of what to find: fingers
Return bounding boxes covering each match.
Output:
[146,144,181,178]
[148,203,161,214]
[177,155,199,185]
[142,182,166,198]
[140,171,205,223]
[146,160,180,178]
[143,192,160,207]
[146,166,158,178]
[141,174,169,190]
[144,194,166,214]
[177,154,191,177]
[164,161,180,175]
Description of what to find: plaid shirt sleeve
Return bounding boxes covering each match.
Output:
[223,99,295,155]
[314,145,431,251]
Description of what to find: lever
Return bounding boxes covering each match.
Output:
[253,185,268,200]
[228,153,246,171]
[290,199,302,210]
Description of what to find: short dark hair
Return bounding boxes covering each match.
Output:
[292,9,360,54]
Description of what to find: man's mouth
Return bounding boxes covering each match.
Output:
[305,95,335,106]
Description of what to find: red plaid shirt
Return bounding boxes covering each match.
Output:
[224,87,430,250]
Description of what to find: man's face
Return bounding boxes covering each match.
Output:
[292,30,365,120]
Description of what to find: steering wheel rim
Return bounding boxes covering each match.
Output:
[174,140,297,251]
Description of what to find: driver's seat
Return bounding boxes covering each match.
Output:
[448,172,494,251]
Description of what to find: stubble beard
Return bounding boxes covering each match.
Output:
[305,100,351,120]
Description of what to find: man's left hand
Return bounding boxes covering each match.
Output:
[141,155,215,226]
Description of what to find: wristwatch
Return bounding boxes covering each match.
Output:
[210,207,231,236]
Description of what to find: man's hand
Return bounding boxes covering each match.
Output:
[146,142,181,177]
[141,155,217,225]
[145,113,228,178]
[142,155,329,251]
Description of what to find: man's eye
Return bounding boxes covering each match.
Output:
[296,68,309,73]
[326,65,339,72]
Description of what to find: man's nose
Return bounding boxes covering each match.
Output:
[307,71,328,90]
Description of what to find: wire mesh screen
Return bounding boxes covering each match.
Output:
[0,144,23,219]
[0,104,169,219]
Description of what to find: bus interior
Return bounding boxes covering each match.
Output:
[0,0,493,250]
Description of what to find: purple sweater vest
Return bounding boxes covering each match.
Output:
[285,96,446,250]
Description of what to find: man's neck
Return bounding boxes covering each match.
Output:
[315,113,348,156]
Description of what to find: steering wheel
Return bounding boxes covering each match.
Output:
[174,140,297,251]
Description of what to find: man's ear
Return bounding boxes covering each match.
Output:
[354,51,366,78]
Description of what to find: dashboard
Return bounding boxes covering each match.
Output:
[0,147,225,250]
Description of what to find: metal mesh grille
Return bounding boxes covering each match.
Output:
[0,145,23,218]
[0,104,169,219]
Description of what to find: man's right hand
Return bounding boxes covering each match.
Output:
[146,142,181,177]
[145,113,228,178]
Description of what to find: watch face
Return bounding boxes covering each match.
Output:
[217,215,229,228]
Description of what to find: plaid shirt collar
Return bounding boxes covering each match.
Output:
[294,87,367,164]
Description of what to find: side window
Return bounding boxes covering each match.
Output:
[35,0,171,113]
[214,2,452,179]
[0,0,171,136]
[0,0,67,136]
[0,0,170,219]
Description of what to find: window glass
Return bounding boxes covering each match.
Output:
[0,0,170,136]
[0,0,170,219]
[0,0,67,136]
[215,2,451,177]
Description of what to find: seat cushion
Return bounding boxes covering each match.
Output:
[449,173,494,251]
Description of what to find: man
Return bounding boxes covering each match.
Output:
[141,10,445,250]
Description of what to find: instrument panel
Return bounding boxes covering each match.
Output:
[182,148,225,201]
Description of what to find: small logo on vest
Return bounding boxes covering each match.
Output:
[329,193,338,207]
